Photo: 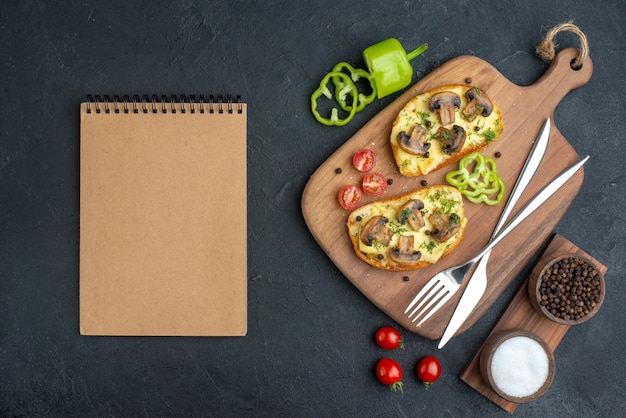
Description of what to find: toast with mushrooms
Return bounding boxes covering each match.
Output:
[390,85,504,177]
[347,185,467,271]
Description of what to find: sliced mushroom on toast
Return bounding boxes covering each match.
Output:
[429,91,461,126]
[429,210,461,242]
[462,87,494,121]
[397,125,431,156]
[389,235,422,265]
[397,199,426,230]
[359,215,394,247]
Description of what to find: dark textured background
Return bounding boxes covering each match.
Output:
[2,1,625,416]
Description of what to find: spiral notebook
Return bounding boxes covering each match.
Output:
[79,94,247,336]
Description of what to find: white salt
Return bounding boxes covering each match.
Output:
[490,336,550,398]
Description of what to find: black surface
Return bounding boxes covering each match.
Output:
[2,1,625,416]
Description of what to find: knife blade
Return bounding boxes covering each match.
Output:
[438,118,552,349]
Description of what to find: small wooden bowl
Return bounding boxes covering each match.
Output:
[528,253,605,325]
[480,329,555,403]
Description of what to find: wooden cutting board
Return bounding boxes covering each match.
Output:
[459,234,607,413]
[302,48,593,340]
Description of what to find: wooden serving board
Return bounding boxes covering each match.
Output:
[459,234,607,413]
[302,48,593,340]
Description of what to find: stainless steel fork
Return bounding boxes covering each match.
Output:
[404,155,589,326]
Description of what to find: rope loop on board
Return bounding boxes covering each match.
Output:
[536,21,589,70]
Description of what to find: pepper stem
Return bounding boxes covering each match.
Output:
[406,43,429,61]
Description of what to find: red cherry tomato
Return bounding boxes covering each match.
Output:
[376,358,403,393]
[417,356,442,388]
[353,149,376,172]
[375,326,404,350]
[362,173,388,196]
[337,185,363,210]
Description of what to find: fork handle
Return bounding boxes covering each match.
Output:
[467,156,588,264]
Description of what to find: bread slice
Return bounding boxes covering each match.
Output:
[390,85,504,177]
[347,185,467,271]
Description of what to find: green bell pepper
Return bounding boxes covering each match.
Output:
[363,39,428,99]
[310,38,428,126]
[311,71,358,126]
[446,152,506,205]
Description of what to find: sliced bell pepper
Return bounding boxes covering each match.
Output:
[331,62,377,112]
[311,71,358,126]
[446,152,506,205]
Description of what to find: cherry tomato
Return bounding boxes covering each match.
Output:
[337,185,363,210]
[376,358,403,393]
[362,173,388,196]
[353,149,376,172]
[417,356,442,388]
[375,326,404,350]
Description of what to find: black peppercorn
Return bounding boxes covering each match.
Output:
[335,167,342,174]
[538,256,602,322]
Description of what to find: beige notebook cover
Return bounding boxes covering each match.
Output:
[79,95,247,336]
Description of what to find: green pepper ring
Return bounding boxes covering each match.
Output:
[311,71,358,127]
[331,62,377,113]
[462,176,506,205]
[446,152,506,206]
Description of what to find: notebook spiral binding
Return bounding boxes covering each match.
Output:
[85,94,243,115]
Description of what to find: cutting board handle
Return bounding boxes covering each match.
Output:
[531,47,593,103]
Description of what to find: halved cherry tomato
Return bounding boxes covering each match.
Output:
[376,358,403,393]
[362,173,388,196]
[337,185,363,210]
[375,326,404,350]
[417,356,442,389]
[353,149,376,172]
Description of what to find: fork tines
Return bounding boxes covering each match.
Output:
[404,278,454,326]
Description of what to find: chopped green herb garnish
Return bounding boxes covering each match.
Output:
[481,127,497,143]
[398,207,412,224]
[386,221,408,234]
[372,239,385,250]
[420,240,438,253]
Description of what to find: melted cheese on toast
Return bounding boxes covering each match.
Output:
[390,85,504,177]
[347,186,467,271]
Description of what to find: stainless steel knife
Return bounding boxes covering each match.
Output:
[438,118,552,349]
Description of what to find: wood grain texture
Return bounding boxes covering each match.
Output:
[459,234,608,413]
[302,48,593,339]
